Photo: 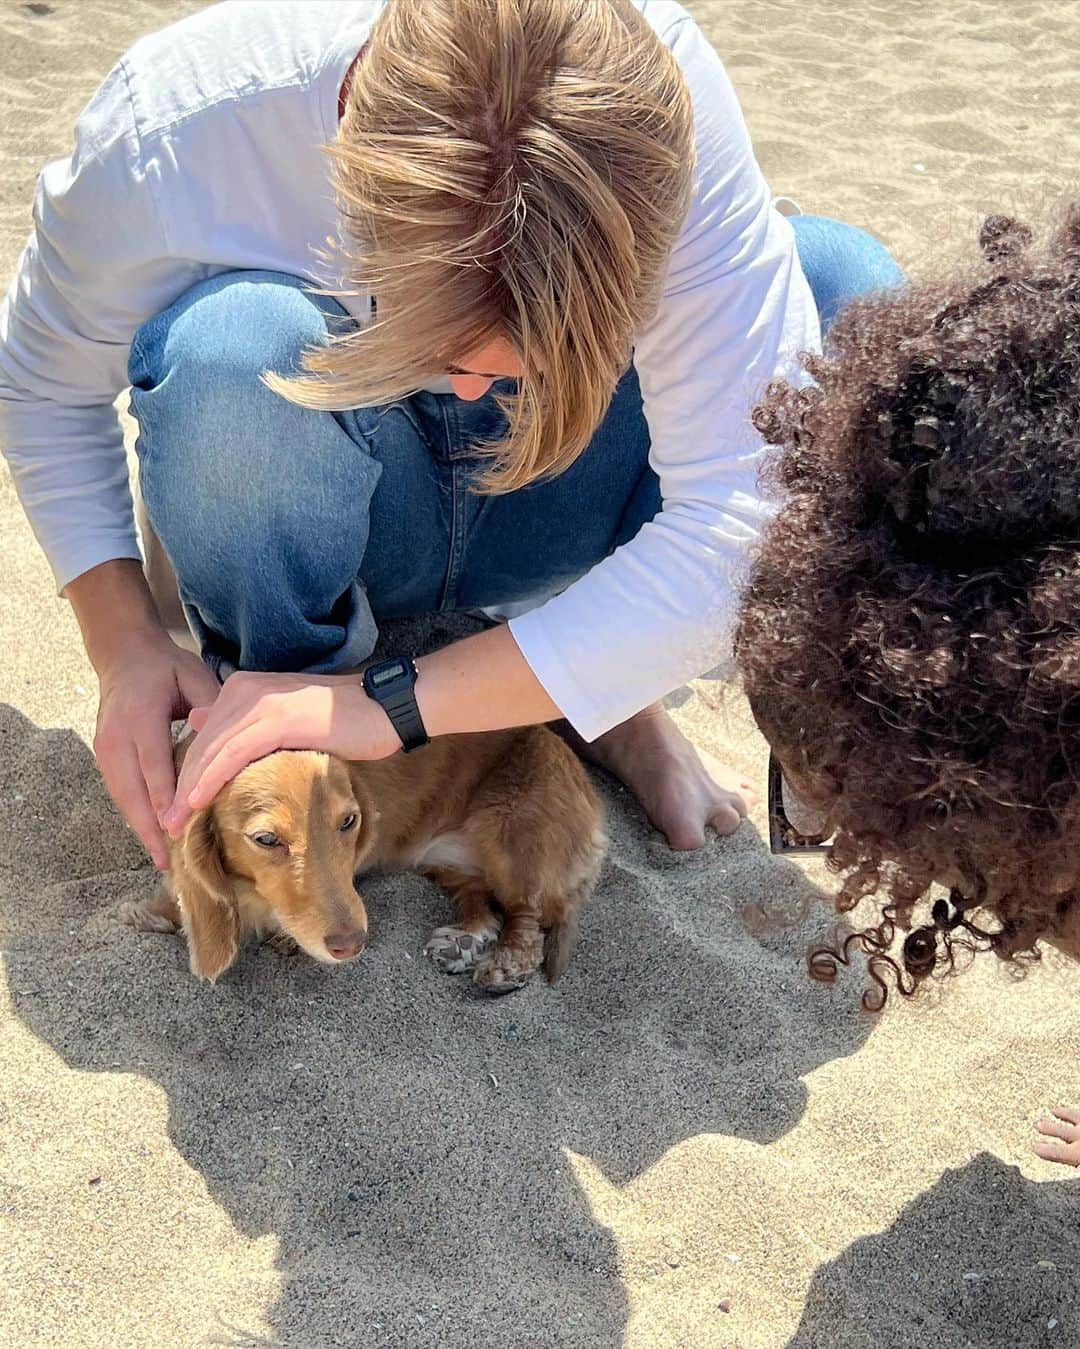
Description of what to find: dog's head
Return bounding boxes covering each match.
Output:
[171,750,375,981]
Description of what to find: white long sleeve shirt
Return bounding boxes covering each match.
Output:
[0,0,818,742]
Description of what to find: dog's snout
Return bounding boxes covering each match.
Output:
[325,927,367,960]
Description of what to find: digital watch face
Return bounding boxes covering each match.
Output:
[370,660,408,689]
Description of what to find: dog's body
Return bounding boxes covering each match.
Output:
[120,725,606,992]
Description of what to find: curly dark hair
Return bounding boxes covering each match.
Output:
[735,206,1080,1009]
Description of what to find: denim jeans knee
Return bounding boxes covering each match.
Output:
[128,271,384,674]
[790,214,905,332]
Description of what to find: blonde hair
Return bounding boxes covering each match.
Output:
[269,0,695,490]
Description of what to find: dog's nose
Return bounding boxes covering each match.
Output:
[325,927,367,960]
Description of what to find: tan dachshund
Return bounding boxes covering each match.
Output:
[119,726,606,994]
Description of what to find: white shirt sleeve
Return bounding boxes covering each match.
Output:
[508,13,820,741]
[0,61,203,593]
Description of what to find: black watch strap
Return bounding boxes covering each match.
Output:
[362,657,430,753]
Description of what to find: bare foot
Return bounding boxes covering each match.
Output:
[1034,1106,1080,1166]
[566,703,758,851]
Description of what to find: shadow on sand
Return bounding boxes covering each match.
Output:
[787,1152,1080,1348]
[2,702,877,1345]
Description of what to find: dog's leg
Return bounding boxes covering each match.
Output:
[459,731,605,993]
[423,868,502,974]
[472,906,545,994]
[118,888,182,934]
[466,804,600,994]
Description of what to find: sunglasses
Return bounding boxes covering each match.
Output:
[767,751,833,856]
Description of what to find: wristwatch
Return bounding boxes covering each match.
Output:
[362,657,430,753]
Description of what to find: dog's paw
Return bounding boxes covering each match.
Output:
[472,939,543,995]
[262,931,299,957]
[424,924,497,974]
[117,898,180,934]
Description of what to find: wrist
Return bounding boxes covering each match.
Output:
[97,621,178,679]
[413,651,454,738]
[361,657,429,753]
[66,559,168,676]
[351,681,406,758]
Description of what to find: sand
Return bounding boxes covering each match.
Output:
[2,2,1080,1346]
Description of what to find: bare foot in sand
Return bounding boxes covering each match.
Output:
[1034,1106,1080,1167]
[567,702,757,851]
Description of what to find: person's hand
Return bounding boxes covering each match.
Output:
[161,670,400,838]
[1033,1106,1080,1167]
[94,628,222,869]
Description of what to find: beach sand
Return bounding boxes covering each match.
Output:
[2,2,1080,1345]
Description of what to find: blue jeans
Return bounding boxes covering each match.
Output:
[128,215,902,676]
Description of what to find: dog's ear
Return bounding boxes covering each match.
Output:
[173,806,240,982]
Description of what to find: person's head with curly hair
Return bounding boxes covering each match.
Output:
[735,205,1080,1009]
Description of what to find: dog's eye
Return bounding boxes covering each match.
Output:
[340,813,358,833]
[252,832,281,849]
